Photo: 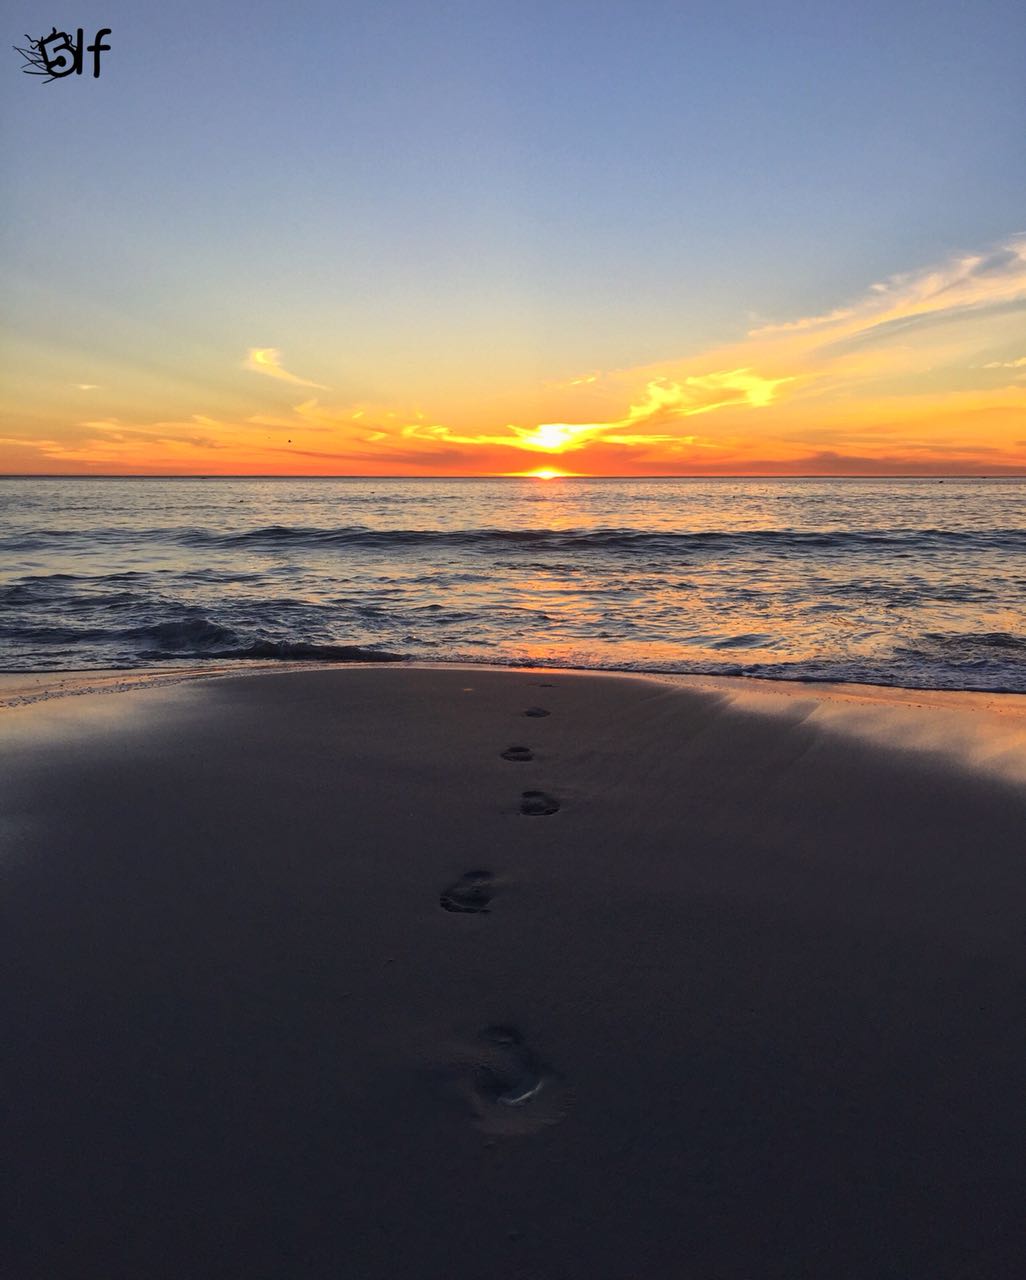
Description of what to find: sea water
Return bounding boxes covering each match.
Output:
[1,476,1024,690]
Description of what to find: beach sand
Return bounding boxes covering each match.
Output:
[2,665,1024,1278]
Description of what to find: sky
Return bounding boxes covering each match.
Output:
[2,0,1025,475]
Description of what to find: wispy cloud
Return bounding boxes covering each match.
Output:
[750,240,1026,342]
[243,348,328,389]
[983,355,1026,368]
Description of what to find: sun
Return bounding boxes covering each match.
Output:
[504,464,578,479]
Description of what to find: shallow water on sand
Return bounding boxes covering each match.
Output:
[1,476,1024,689]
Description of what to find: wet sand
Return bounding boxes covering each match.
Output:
[2,665,1024,1278]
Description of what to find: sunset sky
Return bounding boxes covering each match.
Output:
[2,0,1025,475]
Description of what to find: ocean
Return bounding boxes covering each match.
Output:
[1,476,1024,690]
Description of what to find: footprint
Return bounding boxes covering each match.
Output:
[440,870,494,914]
[446,1025,571,1135]
[520,791,559,816]
[475,1027,545,1105]
[523,707,550,718]
[501,745,534,762]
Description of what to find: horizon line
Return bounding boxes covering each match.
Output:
[2,472,1025,481]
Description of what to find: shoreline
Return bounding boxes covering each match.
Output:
[6,655,1026,709]
[6,660,1026,785]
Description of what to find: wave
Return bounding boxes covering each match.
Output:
[903,630,1026,655]
[126,618,404,663]
[188,524,1026,554]
[2,613,1023,689]
[0,611,404,664]
[199,640,404,662]
[6,524,1026,556]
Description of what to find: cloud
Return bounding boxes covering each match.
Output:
[983,356,1026,368]
[268,443,469,467]
[243,348,327,389]
[750,239,1026,343]
[747,306,857,335]
[605,450,1026,476]
[74,384,100,390]
[484,370,797,454]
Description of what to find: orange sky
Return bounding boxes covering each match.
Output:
[3,239,1025,475]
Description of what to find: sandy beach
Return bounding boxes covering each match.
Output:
[2,665,1024,1278]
